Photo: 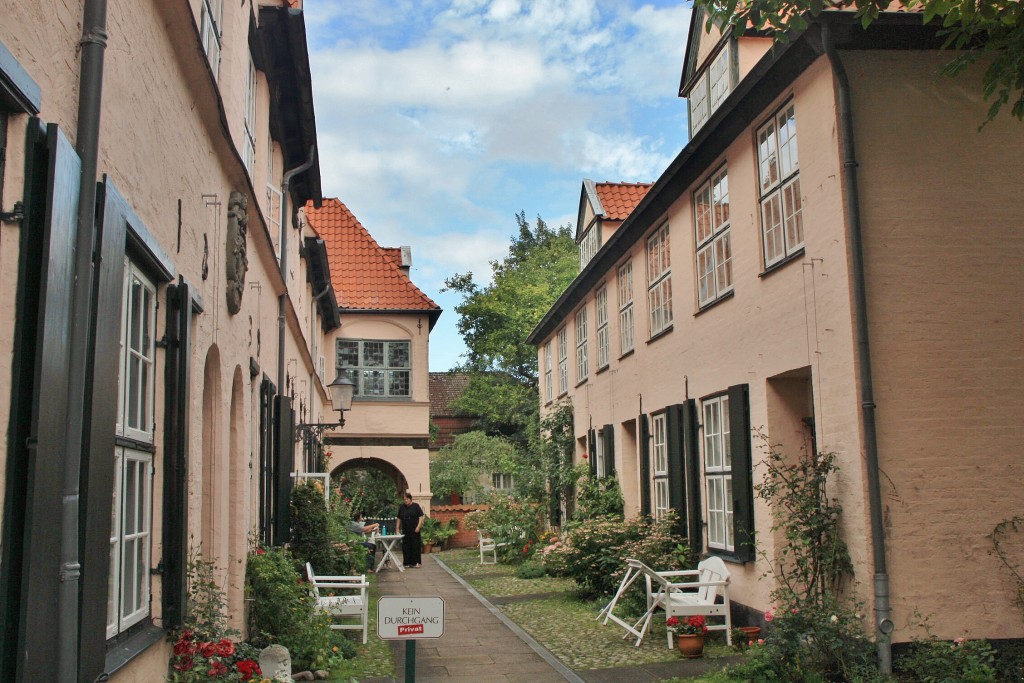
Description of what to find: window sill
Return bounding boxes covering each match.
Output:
[105,623,165,677]
[595,364,610,376]
[353,396,412,403]
[705,548,755,565]
[759,247,805,278]
[694,289,735,317]
[574,378,588,388]
[646,324,674,344]
[618,349,635,361]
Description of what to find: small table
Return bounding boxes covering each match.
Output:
[372,533,405,572]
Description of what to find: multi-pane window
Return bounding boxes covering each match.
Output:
[108,260,156,639]
[647,225,673,336]
[703,395,733,551]
[595,434,606,479]
[688,41,732,136]
[266,139,283,257]
[244,56,258,177]
[617,261,634,354]
[758,102,803,267]
[557,327,568,395]
[578,225,600,272]
[200,0,223,81]
[337,339,412,398]
[651,413,669,521]
[694,167,732,307]
[543,341,553,403]
[492,473,514,490]
[575,307,588,383]
[595,286,609,369]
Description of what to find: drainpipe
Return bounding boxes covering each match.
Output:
[822,22,893,674]
[61,1,108,681]
[277,146,316,391]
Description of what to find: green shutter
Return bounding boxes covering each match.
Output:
[639,415,651,516]
[588,428,597,477]
[273,396,295,545]
[666,405,687,540]
[728,384,755,562]
[682,399,704,556]
[602,425,615,477]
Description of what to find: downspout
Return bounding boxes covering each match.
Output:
[822,22,893,674]
[62,1,108,682]
[277,146,315,392]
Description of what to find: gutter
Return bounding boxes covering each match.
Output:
[62,1,108,681]
[821,21,893,674]
[277,145,316,392]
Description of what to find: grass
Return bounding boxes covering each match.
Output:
[326,575,394,681]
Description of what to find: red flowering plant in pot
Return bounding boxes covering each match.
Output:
[667,615,709,658]
[169,630,263,682]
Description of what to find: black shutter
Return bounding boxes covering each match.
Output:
[259,378,275,545]
[273,395,295,545]
[587,428,597,477]
[639,415,651,516]
[728,384,755,562]
[160,279,192,630]
[681,399,703,556]
[601,425,615,477]
[78,178,129,681]
[666,405,687,539]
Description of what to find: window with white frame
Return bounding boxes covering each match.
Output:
[337,339,411,398]
[575,307,588,383]
[244,55,258,177]
[578,224,600,272]
[651,413,669,520]
[595,434,606,479]
[694,166,732,307]
[200,0,223,81]
[758,102,803,267]
[687,41,732,136]
[108,259,156,639]
[617,261,634,354]
[703,394,733,551]
[557,327,568,395]
[595,286,609,369]
[543,341,553,403]
[492,473,514,490]
[647,225,673,337]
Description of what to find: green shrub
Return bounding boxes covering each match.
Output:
[572,467,624,521]
[515,559,547,579]
[290,482,364,576]
[465,495,543,563]
[895,637,997,683]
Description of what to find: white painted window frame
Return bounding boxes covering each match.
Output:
[652,413,669,521]
[646,225,673,337]
[694,166,733,307]
[703,395,733,551]
[617,261,634,354]
[337,339,412,398]
[575,307,588,383]
[595,286,609,369]
[758,102,803,267]
[543,341,553,404]
[557,327,568,396]
[200,0,223,81]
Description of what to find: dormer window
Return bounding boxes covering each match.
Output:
[578,224,600,272]
[687,40,734,137]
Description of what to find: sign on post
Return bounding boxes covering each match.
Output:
[377,596,445,640]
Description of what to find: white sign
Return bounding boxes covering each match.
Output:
[377,596,445,640]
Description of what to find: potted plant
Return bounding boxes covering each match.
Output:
[420,517,458,553]
[667,615,708,658]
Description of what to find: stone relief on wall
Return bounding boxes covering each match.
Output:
[225,190,248,314]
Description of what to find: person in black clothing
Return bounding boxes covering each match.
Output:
[396,492,424,568]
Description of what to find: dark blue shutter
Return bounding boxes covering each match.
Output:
[728,384,755,562]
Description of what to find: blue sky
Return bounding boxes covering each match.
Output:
[304,0,693,371]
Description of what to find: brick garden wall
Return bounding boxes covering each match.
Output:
[430,504,489,549]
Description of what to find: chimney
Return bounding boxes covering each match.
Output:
[399,246,412,274]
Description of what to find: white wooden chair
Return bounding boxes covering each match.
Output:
[599,557,732,647]
[305,562,369,643]
[477,530,508,564]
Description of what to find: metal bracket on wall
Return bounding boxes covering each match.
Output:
[0,200,24,222]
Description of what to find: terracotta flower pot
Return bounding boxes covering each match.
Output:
[676,633,705,658]
[738,626,761,644]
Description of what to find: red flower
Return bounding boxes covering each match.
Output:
[173,638,194,656]
[208,659,228,677]
[236,659,262,679]
[173,656,194,671]
[199,641,218,658]
[666,617,680,628]
[581,453,588,459]
[255,547,266,555]
[215,638,234,657]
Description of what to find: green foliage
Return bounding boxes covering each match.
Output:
[465,494,544,562]
[572,466,625,521]
[430,430,520,502]
[182,551,237,642]
[245,545,342,672]
[336,468,399,519]
[895,637,997,683]
[290,482,364,576]
[540,400,576,524]
[451,372,541,452]
[515,559,548,579]
[694,0,1024,124]
[990,515,1024,620]
[420,516,458,547]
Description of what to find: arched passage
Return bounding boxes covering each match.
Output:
[227,365,246,629]
[200,346,223,563]
[332,458,408,519]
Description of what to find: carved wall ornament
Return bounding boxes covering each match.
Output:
[225,190,249,314]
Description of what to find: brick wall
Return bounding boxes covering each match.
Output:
[430,504,490,548]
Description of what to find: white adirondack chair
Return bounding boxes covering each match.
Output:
[305,562,369,643]
[477,530,508,564]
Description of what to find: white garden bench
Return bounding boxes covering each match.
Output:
[477,529,509,564]
[598,556,732,647]
[305,562,369,643]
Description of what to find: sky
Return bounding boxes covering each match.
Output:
[304,0,693,371]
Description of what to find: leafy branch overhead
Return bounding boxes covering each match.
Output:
[695,0,1024,122]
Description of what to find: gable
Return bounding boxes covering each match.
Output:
[575,179,603,242]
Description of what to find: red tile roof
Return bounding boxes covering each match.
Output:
[595,182,653,221]
[382,247,404,270]
[304,198,441,318]
[429,372,475,418]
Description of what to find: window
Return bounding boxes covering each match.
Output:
[694,167,732,306]
[266,139,283,257]
[594,434,605,479]
[758,102,803,267]
[543,341,553,403]
[651,413,669,520]
[647,225,673,336]
[200,0,223,81]
[617,261,634,354]
[108,260,156,638]
[492,473,514,490]
[688,41,732,136]
[557,327,568,395]
[703,395,733,552]
[244,56,258,177]
[337,339,411,398]
[595,286,609,369]
[575,307,588,383]
[578,224,600,271]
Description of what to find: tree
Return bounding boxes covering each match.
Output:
[695,0,1024,123]
[430,431,520,503]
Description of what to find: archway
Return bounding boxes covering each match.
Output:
[200,346,223,564]
[227,365,246,629]
[332,458,407,520]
